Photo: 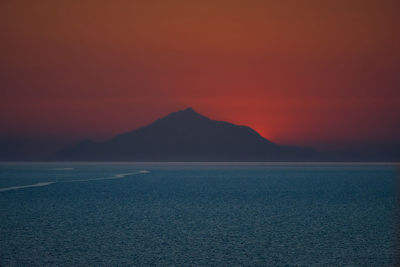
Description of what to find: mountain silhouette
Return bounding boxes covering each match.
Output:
[55,108,318,161]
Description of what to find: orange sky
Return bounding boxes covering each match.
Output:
[1,0,399,149]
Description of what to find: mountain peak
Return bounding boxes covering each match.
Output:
[180,107,197,114]
[164,107,207,121]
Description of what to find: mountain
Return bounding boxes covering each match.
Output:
[0,136,76,161]
[55,108,318,161]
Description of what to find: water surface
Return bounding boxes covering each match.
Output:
[0,162,398,266]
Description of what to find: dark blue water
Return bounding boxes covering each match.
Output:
[0,163,398,266]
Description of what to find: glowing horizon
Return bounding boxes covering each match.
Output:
[1,0,399,149]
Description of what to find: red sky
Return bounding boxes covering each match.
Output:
[1,0,399,149]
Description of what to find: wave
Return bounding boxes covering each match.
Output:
[52,168,75,170]
[0,170,150,193]
[67,171,150,183]
[0,182,55,192]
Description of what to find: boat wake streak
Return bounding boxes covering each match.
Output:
[0,170,150,192]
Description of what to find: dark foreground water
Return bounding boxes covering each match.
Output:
[0,162,398,266]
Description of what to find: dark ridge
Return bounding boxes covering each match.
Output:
[55,108,318,161]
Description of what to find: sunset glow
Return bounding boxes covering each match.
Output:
[1,0,399,149]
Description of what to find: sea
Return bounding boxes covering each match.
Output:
[0,162,398,266]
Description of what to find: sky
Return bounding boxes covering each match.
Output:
[1,0,399,150]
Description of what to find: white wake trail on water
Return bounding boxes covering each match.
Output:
[0,170,150,192]
[0,182,56,192]
[66,170,150,183]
